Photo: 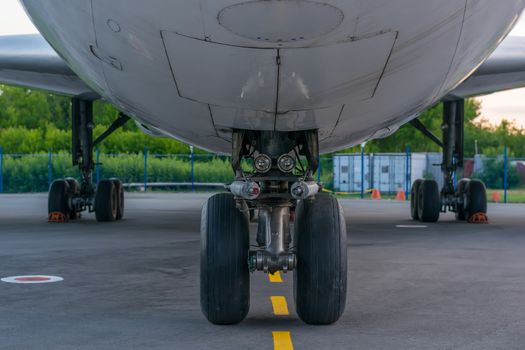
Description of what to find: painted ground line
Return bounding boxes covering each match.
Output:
[269,271,283,283]
[273,331,294,350]
[271,296,290,316]
[396,225,428,228]
[1,275,64,284]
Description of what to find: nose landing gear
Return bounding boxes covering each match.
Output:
[200,130,347,325]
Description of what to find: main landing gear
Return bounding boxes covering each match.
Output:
[200,130,347,325]
[48,99,129,223]
[410,99,487,223]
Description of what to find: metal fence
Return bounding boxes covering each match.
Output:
[0,146,523,203]
[333,153,410,195]
[0,148,235,193]
[331,148,525,202]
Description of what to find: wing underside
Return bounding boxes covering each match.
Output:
[449,36,525,99]
[0,34,97,98]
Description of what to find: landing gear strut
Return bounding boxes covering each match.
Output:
[200,130,347,325]
[48,98,129,222]
[410,99,487,222]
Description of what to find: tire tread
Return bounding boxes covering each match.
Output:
[294,193,347,325]
[201,193,250,325]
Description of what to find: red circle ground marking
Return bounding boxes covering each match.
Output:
[14,276,51,282]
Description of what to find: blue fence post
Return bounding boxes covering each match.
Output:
[95,148,100,184]
[503,145,508,204]
[360,143,365,199]
[143,147,148,192]
[190,146,195,192]
[317,155,321,184]
[0,146,3,194]
[48,148,53,188]
[405,145,411,201]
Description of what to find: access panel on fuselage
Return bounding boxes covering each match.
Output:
[162,32,278,112]
[277,31,397,111]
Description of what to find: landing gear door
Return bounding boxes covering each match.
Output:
[278,31,397,111]
[162,31,278,112]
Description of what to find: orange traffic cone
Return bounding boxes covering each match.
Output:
[371,189,381,200]
[396,190,406,201]
[491,191,501,203]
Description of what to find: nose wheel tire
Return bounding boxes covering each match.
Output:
[417,179,440,223]
[201,193,250,325]
[294,193,347,325]
[95,179,119,222]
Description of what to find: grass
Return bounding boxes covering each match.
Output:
[486,189,525,203]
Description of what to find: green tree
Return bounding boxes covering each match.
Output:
[341,99,525,157]
[473,159,520,189]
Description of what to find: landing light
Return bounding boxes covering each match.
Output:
[277,154,295,173]
[254,154,272,173]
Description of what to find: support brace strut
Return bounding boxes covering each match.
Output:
[409,119,443,148]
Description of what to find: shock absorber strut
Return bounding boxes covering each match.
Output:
[249,204,296,274]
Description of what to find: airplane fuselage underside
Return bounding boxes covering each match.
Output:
[21,0,525,153]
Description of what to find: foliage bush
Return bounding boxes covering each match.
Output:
[0,125,195,154]
[1,153,234,193]
[473,159,520,189]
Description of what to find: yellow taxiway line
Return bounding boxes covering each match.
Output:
[269,271,283,283]
[268,271,294,349]
[273,331,294,350]
[271,296,290,316]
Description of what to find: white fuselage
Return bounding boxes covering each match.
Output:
[21,0,525,153]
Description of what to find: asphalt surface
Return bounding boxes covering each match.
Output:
[0,193,524,350]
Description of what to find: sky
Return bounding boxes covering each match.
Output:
[1,0,525,127]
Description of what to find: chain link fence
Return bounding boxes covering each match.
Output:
[0,147,523,202]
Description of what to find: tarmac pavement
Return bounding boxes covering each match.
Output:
[0,193,524,349]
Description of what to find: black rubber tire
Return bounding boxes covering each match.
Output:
[465,179,487,220]
[111,178,124,220]
[201,193,250,325]
[417,179,441,223]
[294,193,347,325]
[455,179,470,221]
[48,180,70,216]
[95,179,118,222]
[65,178,80,220]
[410,179,423,220]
